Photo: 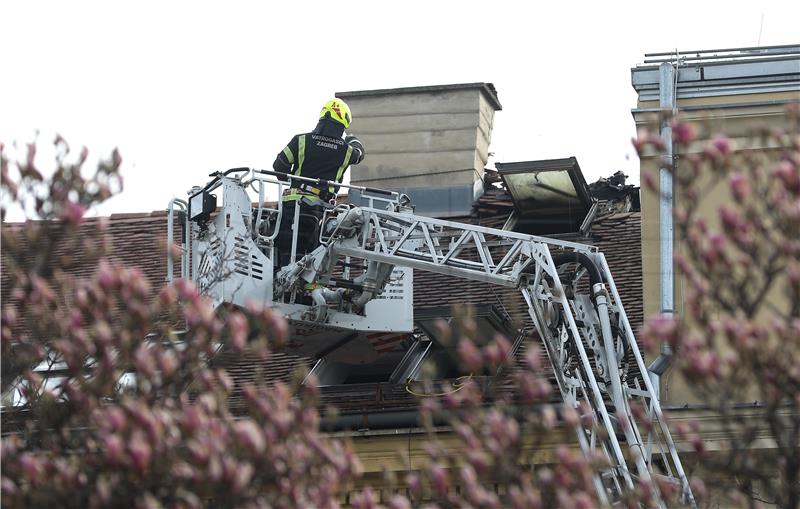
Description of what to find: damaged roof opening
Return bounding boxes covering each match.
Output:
[495,157,596,236]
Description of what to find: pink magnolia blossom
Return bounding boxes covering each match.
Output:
[104,434,124,465]
[711,134,732,156]
[127,434,152,473]
[671,118,696,144]
[234,420,265,455]
[457,337,482,372]
[59,200,85,224]
[228,311,249,351]
[430,463,449,495]
[729,173,751,202]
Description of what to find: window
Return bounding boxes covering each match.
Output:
[496,157,596,235]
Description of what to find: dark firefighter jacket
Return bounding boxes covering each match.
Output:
[273,120,364,201]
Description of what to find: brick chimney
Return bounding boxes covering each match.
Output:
[336,83,501,217]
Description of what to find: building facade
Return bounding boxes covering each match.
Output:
[631,45,800,405]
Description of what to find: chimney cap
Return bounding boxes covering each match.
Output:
[337,82,502,111]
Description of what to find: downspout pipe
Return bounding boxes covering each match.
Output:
[648,62,676,394]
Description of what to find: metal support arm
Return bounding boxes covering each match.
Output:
[284,205,696,508]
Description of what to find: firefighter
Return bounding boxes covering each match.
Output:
[272,98,365,267]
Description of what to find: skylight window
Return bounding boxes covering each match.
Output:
[503,170,581,213]
[496,157,596,235]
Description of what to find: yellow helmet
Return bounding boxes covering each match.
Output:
[319,98,352,128]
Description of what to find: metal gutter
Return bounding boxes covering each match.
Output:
[321,409,425,432]
[319,401,562,433]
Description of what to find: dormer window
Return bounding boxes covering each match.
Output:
[496,157,596,236]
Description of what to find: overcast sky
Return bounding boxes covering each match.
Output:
[2,0,798,219]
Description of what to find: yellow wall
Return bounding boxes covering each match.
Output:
[335,425,578,505]
[634,92,799,405]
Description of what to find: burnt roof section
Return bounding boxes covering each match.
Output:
[337,82,502,111]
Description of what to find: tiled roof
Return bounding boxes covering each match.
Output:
[590,212,644,331]
[1,187,643,423]
[1,211,170,295]
[1,212,174,342]
[1,211,180,393]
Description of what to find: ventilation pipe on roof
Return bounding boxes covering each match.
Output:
[648,61,677,398]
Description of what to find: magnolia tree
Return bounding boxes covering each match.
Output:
[638,105,800,509]
[0,139,362,508]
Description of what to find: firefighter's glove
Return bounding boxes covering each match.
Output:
[345,135,365,154]
[345,135,365,164]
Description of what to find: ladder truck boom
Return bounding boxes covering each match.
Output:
[168,169,695,507]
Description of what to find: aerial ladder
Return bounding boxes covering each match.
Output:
[167,168,695,507]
